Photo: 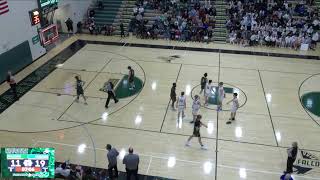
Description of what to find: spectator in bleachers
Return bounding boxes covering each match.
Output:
[68,165,82,180]
[55,162,71,178]
[82,168,97,180]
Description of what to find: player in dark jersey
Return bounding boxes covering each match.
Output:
[75,76,87,105]
[199,73,208,95]
[185,115,208,150]
[170,83,177,110]
[128,66,135,90]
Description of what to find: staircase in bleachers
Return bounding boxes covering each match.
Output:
[213,0,227,42]
[316,0,320,9]
[112,0,136,35]
[93,0,124,27]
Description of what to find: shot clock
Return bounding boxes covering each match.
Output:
[1,148,55,178]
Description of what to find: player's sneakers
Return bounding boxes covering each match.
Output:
[84,102,88,105]
[201,145,208,150]
[185,142,191,147]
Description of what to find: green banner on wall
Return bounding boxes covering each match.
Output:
[32,35,40,45]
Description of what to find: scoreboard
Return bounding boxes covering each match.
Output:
[1,148,55,178]
[39,0,59,8]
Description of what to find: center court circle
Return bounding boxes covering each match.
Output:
[190,82,247,111]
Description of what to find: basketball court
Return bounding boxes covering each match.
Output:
[0,35,320,180]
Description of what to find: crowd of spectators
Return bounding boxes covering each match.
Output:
[226,0,319,50]
[128,0,217,42]
[55,161,107,180]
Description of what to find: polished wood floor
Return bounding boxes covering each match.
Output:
[0,35,320,180]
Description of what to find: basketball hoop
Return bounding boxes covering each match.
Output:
[39,24,59,46]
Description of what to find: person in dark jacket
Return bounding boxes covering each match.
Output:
[286,142,298,173]
[76,21,82,33]
[6,71,18,100]
[65,18,73,34]
[170,83,177,110]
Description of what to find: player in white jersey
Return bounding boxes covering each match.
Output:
[177,92,186,120]
[204,80,213,106]
[217,82,225,111]
[190,95,201,123]
[226,93,239,124]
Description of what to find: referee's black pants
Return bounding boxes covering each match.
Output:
[286,157,296,173]
[105,91,118,108]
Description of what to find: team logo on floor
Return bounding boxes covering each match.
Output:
[294,150,320,174]
[158,55,181,62]
[208,86,237,105]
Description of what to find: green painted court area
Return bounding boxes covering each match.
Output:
[208,87,234,105]
[115,75,143,99]
[301,92,320,117]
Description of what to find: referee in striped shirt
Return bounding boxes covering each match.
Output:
[105,81,118,109]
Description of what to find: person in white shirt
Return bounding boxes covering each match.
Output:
[311,32,319,50]
[190,95,201,123]
[55,163,70,178]
[138,6,144,16]
[226,93,239,124]
[177,92,187,120]
[217,82,225,111]
[204,80,213,106]
[285,35,291,47]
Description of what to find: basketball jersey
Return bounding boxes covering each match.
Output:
[129,69,134,77]
[205,83,212,94]
[232,98,239,109]
[76,80,84,90]
[218,86,225,97]
[178,95,186,107]
[194,120,201,132]
[192,99,201,110]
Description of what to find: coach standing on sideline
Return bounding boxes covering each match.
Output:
[106,144,119,179]
[123,147,139,180]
